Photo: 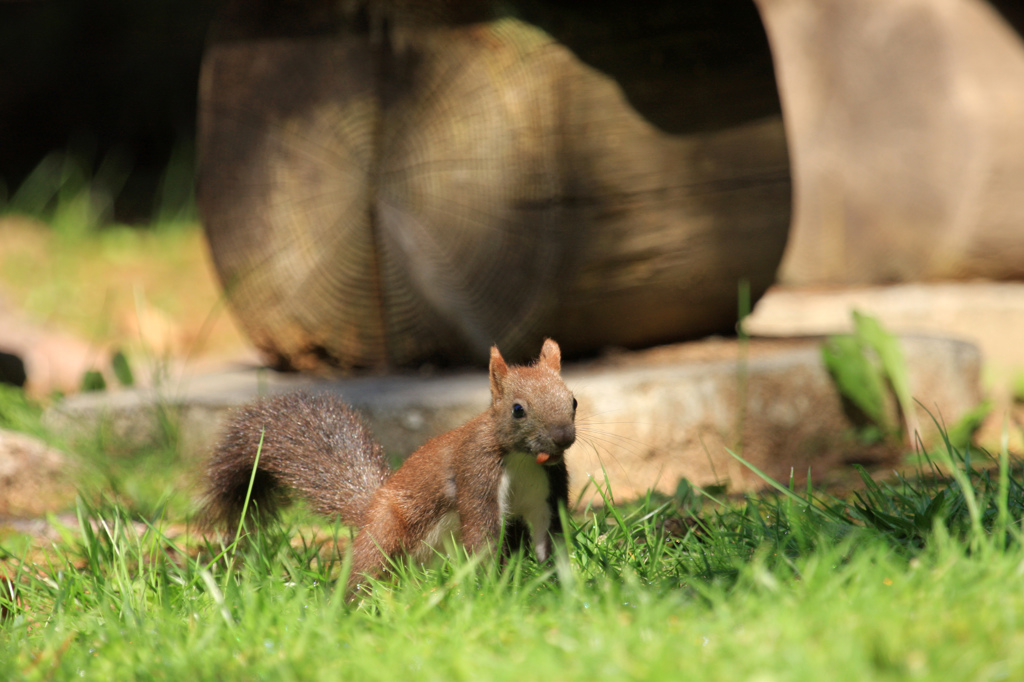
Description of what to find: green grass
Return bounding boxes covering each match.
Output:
[2,413,1024,680]
[0,150,247,378]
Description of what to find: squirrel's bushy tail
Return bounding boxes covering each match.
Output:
[202,392,391,535]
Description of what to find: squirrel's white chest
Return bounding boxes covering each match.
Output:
[499,452,552,548]
[415,454,553,563]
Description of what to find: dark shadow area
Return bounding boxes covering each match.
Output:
[0,352,27,389]
[0,0,217,221]
[989,0,1024,39]
[513,0,782,134]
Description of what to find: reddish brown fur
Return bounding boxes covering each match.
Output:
[201,339,576,594]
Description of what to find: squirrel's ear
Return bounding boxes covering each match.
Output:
[489,345,508,400]
[538,338,561,373]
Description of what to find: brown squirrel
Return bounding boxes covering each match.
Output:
[202,338,576,591]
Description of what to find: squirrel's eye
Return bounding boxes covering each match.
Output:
[572,397,578,411]
[512,403,526,419]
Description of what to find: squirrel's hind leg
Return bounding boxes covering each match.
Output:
[347,506,410,590]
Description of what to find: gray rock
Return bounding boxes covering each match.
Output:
[747,282,1024,387]
[0,429,77,517]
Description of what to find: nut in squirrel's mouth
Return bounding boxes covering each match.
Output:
[534,451,564,466]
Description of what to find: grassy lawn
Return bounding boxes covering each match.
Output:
[2,157,1023,680]
[1,401,1022,681]
[0,150,247,369]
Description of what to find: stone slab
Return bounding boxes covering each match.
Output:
[747,282,1024,385]
[45,335,981,501]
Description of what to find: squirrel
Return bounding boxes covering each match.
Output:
[201,338,576,591]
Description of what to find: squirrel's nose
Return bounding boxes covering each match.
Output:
[550,424,576,449]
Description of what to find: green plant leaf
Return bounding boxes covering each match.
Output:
[822,334,892,433]
[111,349,135,387]
[80,369,106,392]
[853,310,919,441]
[946,399,992,450]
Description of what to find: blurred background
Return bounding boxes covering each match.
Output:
[2,0,1024,502]
[0,0,213,221]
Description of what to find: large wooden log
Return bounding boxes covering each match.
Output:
[197,0,791,369]
[757,0,1024,284]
